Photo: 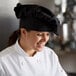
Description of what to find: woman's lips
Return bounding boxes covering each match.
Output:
[37,42,45,48]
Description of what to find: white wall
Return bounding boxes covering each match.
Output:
[19,0,55,13]
[0,0,19,51]
[0,0,19,17]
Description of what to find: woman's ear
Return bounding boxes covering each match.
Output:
[20,28,27,36]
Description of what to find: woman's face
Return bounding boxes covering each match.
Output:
[20,29,50,52]
[27,31,50,52]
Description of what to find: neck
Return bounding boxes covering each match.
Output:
[18,39,37,57]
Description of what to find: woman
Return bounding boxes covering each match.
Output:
[0,3,67,76]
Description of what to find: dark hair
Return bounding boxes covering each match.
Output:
[8,30,20,46]
[8,28,32,46]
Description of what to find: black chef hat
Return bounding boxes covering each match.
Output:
[14,3,60,35]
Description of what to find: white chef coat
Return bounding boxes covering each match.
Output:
[0,40,67,76]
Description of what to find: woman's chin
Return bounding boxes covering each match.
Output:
[36,46,44,52]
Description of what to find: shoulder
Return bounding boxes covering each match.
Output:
[43,46,58,59]
[0,45,16,59]
[0,44,18,68]
[0,46,14,74]
[43,46,58,56]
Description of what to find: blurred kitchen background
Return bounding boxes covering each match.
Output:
[0,0,76,76]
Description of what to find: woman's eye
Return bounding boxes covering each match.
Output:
[37,33,42,36]
[47,33,50,36]
[37,33,50,36]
